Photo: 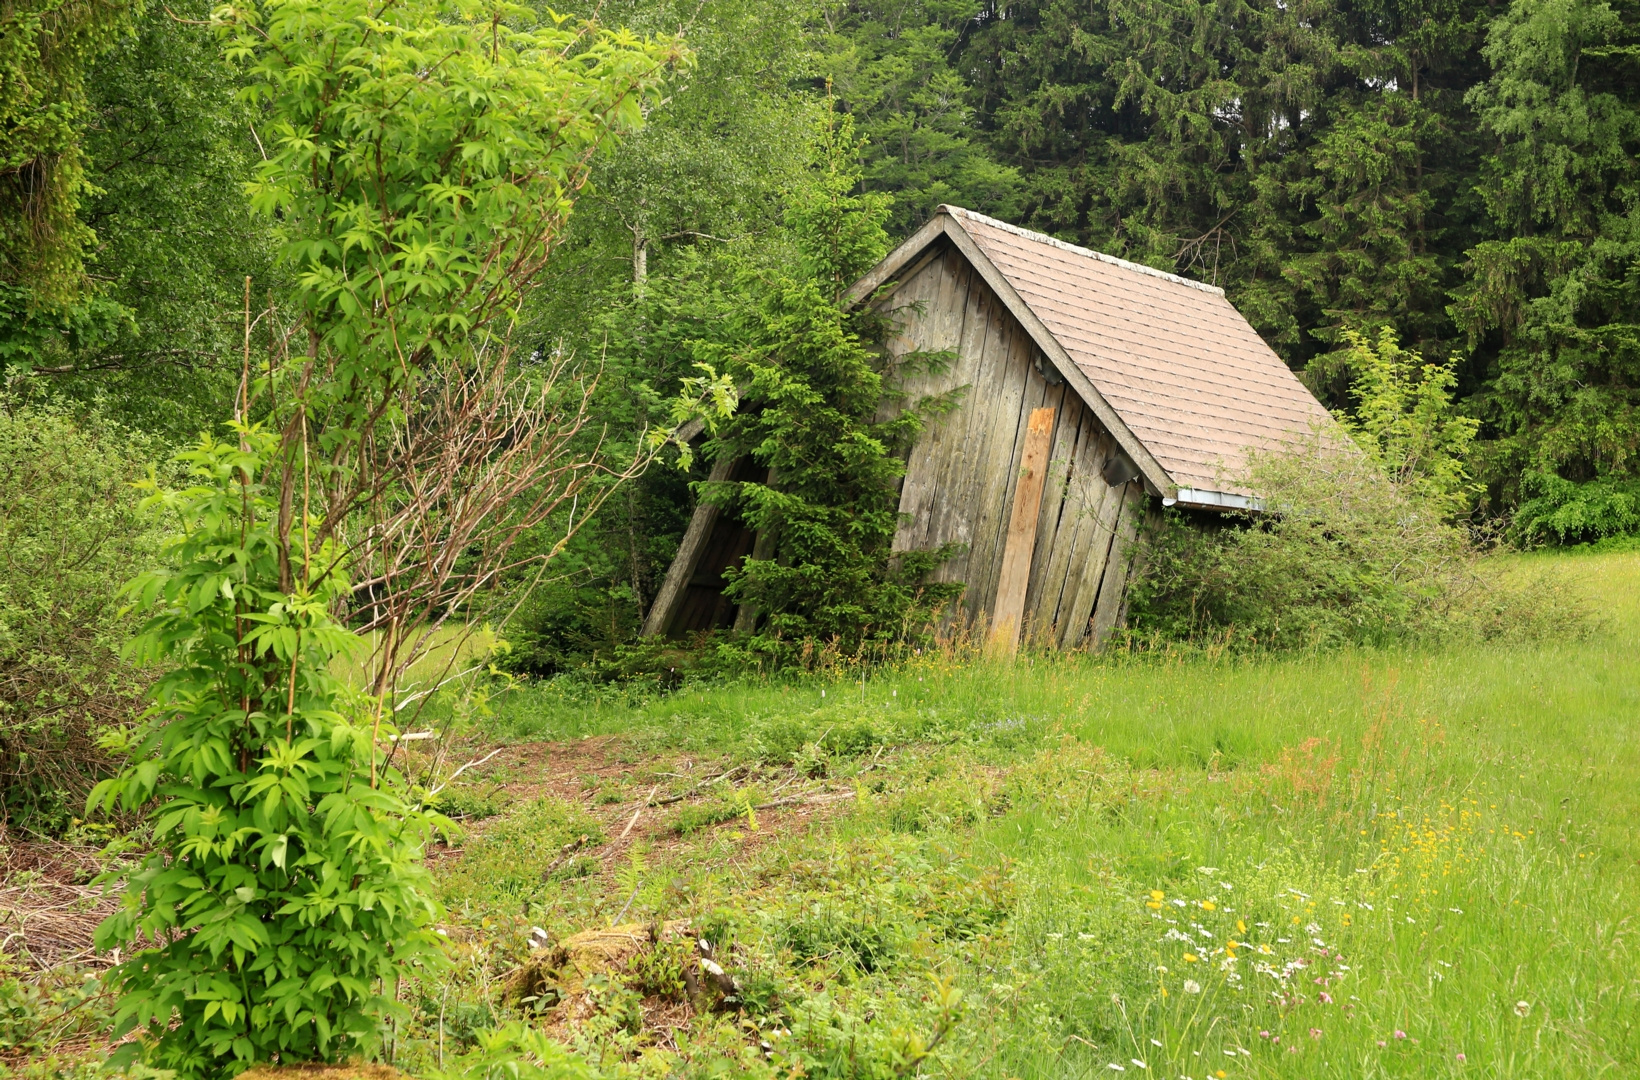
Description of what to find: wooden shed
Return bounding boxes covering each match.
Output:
[643,206,1333,649]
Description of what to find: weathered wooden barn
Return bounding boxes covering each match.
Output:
[644,205,1333,648]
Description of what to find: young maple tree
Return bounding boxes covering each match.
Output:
[88,0,709,1074]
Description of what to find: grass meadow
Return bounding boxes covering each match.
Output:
[385,548,1640,1078]
[7,551,1637,1078]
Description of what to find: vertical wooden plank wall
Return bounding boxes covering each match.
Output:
[879,245,1148,648]
[989,406,1057,652]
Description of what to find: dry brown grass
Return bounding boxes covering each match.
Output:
[0,830,120,971]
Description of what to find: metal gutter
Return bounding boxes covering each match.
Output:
[1164,487,1264,512]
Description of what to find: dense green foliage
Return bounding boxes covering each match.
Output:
[1127,332,1578,649]
[0,0,140,300]
[79,0,685,1073]
[706,114,963,652]
[0,400,161,832]
[90,430,444,1076]
[71,0,271,434]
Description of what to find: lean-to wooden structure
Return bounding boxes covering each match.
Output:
[644,206,1333,648]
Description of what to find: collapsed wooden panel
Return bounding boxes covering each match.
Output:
[880,245,1147,647]
[642,455,763,639]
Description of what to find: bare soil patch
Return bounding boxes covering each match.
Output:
[426,735,869,883]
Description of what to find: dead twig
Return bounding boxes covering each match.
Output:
[539,834,595,881]
[424,746,504,801]
[751,789,857,812]
[647,763,751,807]
[620,785,661,839]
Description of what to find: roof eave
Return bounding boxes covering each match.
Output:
[1165,487,1266,513]
[841,214,950,310]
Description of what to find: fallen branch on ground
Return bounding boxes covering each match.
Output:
[751,789,857,812]
[647,763,752,806]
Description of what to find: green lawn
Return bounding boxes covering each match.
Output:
[397,548,1639,1078]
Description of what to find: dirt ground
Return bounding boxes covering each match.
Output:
[422,734,865,883]
[1,734,865,973]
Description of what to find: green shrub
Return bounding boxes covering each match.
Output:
[0,399,162,833]
[671,800,743,836]
[1127,331,1583,650]
[1511,471,1640,545]
[432,787,503,822]
[1130,441,1585,649]
[0,953,110,1057]
[90,429,445,1077]
[780,903,901,973]
[431,1021,606,1080]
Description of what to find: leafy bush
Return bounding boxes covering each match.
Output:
[0,399,161,833]
[90,430,444,1077]
[1130,445,1468,649]
[432,1021,605,1080]
[1128,331,1582,650]
[0,953,109,1057]
[1511,471,1640,545]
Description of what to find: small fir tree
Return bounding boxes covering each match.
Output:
[704,110,962,651]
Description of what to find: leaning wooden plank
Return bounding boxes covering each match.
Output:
[945,295,1016,618]
[925,263,995,590]
[895,253,966,552]
[989,406,1057,653]
[971,332,1046,621]
[874,252,944,426]
[1042,423,1113,647]
[641,454,737,638]
[1088,482,1148,648]
[893,253,970,552]
[1023,420,1083,646]
[732,526,776,633]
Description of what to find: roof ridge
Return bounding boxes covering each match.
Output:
[942,205,1227,297]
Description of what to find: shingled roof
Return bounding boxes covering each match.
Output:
[844,205,1335,507]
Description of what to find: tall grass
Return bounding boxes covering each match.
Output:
[456,549,1640,1076]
